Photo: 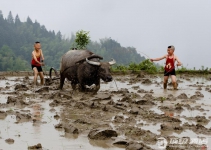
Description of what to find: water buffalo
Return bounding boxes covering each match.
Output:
[58,50,116,92]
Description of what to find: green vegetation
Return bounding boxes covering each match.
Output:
[0,10,145,71]
[111,59,159,74]
[111,61,211,74]
[74,30,90,49]
[176,65,211,74]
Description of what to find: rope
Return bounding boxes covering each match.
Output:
[113,78,119,91]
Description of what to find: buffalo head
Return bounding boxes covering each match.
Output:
[86,58,116,82]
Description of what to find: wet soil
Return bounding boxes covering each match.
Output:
[0,74,211,150]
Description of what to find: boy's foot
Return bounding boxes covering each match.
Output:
[172,82,178,90]
[163,83,167,89]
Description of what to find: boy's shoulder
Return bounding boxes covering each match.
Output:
[173,54,178,58]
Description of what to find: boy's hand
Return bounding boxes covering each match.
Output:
[41,63,45,66]
[176,63,181,67]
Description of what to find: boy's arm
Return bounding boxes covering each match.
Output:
[40,49,44,61]
[150,55,166,62]
[175,56,182,66]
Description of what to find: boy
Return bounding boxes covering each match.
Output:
[150,45,182,89]
[31,41,45,86]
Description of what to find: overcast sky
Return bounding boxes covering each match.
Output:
[1,0,211,69]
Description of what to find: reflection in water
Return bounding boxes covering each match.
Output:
[32,103,42,122]
[201,145,208,150]
[164,111,174,117]
[64,132,79,139]
[32,103,42,138]
[89,139,114,148]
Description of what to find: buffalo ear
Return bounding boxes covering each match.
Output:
[88,55,103,60]
[75,59,85,65]
[96,55,103,60]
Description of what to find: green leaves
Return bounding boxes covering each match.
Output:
[0,45,29,71]
[111,59,158,74]
[75,30,90,49]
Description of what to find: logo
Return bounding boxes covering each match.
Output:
[166,63,172,69]
[157,137,208,149]
[157,137,168,149]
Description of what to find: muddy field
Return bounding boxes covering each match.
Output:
[0,73,211,150]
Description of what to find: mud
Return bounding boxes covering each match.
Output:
[28,143,42,149]
[5,138,15,144]
[0,74,211,150]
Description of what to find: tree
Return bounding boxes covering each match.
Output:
[0,45,14,57]
[0,10,3,19]
[56,31,62,41]
[26,16,33,24]
[75,30,90,49]
[15,15,21,25]
[7,11,14,24]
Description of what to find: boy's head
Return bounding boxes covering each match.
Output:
[167,45,175,55]
[34,41,41,50]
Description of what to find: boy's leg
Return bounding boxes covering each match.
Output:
[33,67,38,86]
[38,72,44,85]
[163,76,168,89]
[171,75,177,89]
[37,66,44,86]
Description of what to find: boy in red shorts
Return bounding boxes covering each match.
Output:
[150,45,182,89]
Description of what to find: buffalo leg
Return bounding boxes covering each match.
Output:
[71,82,77,90]
[94,80,100,93]
[78,77,86,92]
[59,73,65,90]
[78,82,86,92]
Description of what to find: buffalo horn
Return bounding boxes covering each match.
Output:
[86,58,101,66]
[109,59,116,65]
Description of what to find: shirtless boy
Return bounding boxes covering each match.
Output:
[150,45,182,89]
[31,41,45,86]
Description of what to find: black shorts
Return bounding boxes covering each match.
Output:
[164,69,176,76]
[31,65,43,72]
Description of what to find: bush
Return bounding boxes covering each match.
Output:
[111,59,158,74]
[75,30,90,49]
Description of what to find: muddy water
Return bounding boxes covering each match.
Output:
[0,74,211,150]
[102,74,211,149]
[0,104,122,150]
[0,76,124,150]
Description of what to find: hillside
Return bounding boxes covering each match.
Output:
[0,10,145,71]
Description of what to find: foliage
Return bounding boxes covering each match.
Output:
[111,61,211,75]
[176,65,210,74]
[75,30,90,49]
[87,38,145,65]
[0,45,29,71]
[0,10,145,71]
[111,59,158,74]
